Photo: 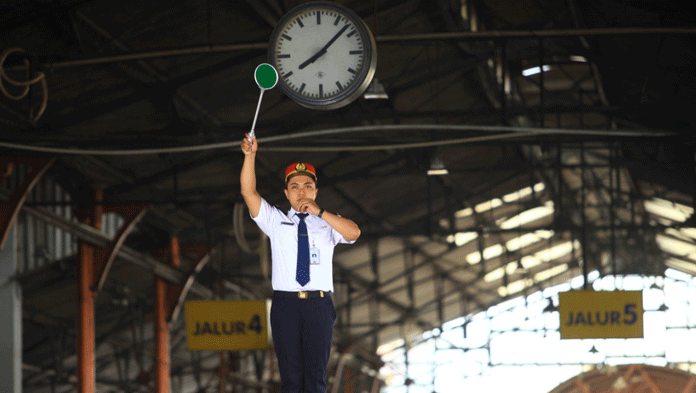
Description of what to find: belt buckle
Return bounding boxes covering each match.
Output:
[298,291,308,299]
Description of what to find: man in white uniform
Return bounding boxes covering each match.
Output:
[240,133,361,393]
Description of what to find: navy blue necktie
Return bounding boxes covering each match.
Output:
[296,213,310,286]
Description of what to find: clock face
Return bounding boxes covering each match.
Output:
[268,2,376,110]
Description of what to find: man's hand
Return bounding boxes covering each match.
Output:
[297,198,320,215]
[242,133,257,155]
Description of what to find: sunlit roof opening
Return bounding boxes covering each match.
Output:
[522,65,551,77]
[466,243,504,264]
[664,257,696,275]
[506,230,554,251]
[534,263,569,282]
[655,233,696,256]
[644,197,693,222]
[453,182,546,218]
[475,198,503,213]
[467,237,575,267]
[664,227,694,243]
[445,231,478,247]
[502,182,545,203]
[484,261,520,282]
[520,240,578,269]
[498,277,533,296]
[498,263,569,296]
[377,338,405,355]
[499,201,554,229]
[679,227,696,240]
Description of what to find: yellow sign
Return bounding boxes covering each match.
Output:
[558,290,643,339]
[185,300,268,350]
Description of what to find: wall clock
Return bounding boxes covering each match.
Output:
[268,1,377,110]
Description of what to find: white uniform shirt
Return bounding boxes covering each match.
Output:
[252,198,355,292]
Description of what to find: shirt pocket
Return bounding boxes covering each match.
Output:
[308,225,333,248]
[277,223,298,249]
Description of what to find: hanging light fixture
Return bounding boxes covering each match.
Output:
[427,157,448,176]
[363,78,389,100]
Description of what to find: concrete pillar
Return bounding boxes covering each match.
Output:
[0,225,22,393]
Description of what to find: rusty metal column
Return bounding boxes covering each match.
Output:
[155,236,179,393]
[343,365,354,393]
[77,190,102,393]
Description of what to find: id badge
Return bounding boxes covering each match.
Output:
[310,247,320,265]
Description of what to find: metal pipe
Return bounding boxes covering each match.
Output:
[29,27,696,69]
[376,27,696,42]
[0,124,678,156]
[581,143,589,289]
[44,43,268,69]
[539,39,545,128]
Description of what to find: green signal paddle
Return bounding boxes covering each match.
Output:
[249,63,278,142]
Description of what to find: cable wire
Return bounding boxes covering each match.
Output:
[0,48,48,124]
[0,124,677,155]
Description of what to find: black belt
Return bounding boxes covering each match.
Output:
[274,290,331,299]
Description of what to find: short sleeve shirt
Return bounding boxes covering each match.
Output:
[252,198,356,292]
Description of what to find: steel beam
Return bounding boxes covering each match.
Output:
[18,203,214,298]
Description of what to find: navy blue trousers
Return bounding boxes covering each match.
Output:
[271,296,336,393]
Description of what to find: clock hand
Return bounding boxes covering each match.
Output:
[298,24,350,70]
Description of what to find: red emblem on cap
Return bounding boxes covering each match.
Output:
[285,162,317,183]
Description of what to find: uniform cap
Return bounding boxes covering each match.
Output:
[284,163,317,183]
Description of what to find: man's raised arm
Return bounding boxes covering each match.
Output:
[240,133,262,217]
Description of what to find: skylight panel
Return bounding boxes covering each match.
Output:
[466,244,504,265]
[655,233,696,256]
[679,227,696,240]
[533,264,569,282]
[506,230,554,252]
[665,257,696,275]
[522,65,551,77]
[521,255,541,269]
[484,262,520,282]
[499,202,554,229]
[453,183,546,219]
[502,182,545,203]
[475,198,503,213]
[454,207,473,218]
[497,278,533,296]
[498,264,569,296]
[377,338,405,356]
[644,198,693,222]
[446,231,478,247]
[535,241,575,262]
